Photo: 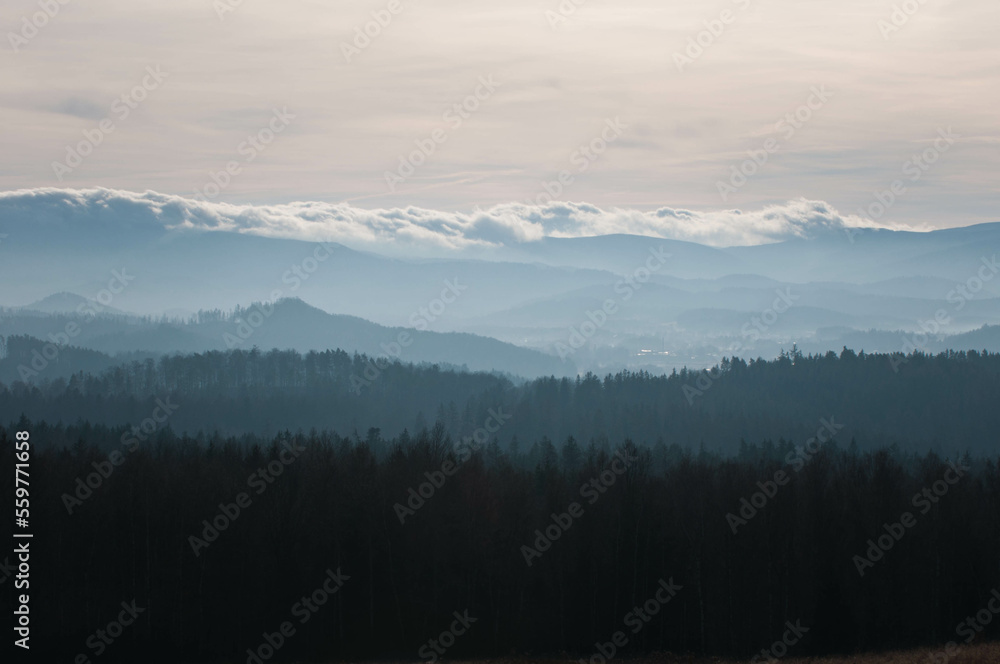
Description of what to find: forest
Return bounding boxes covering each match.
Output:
[2,345,999,660]
[3,336,1000,455]
[0,423,998,661]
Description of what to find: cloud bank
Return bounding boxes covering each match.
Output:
[0,188,901,255]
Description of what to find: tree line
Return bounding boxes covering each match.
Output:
[2,343,999,456]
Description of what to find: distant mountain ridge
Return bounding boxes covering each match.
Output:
[20,292,130,316]
[0,297,574,381]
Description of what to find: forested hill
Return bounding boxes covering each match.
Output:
[0,297,575,378]
[3,343,999,456]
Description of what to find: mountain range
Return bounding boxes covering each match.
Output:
[1,189,997,377]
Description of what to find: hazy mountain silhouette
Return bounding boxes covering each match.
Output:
[0,298,574,380]
[21,292,130,316]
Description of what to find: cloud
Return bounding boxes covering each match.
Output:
[0,187,906,255]
[51,97,108,121]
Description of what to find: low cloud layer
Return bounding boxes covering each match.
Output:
[0,187,900,255]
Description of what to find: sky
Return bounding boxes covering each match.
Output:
[1,0,998,233]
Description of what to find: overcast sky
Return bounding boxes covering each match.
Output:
[2,0,997,232]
